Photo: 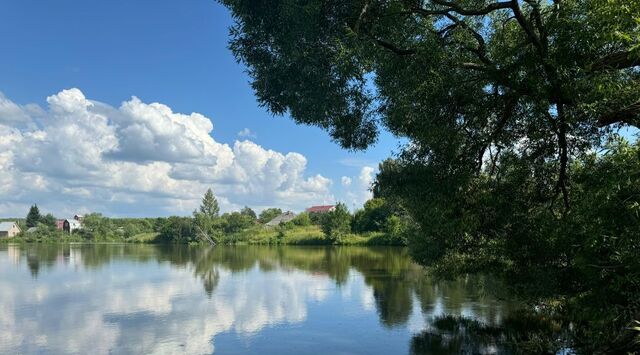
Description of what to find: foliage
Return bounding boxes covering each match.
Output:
[25,205,42,228]
[220,0,640,351]
[378,138,640,352]
[240,206,257,220]
[199,188,220,218]
[193,188,221,243]
[157,216,197,244]
[352,198,394,233]
[289,212,311,226]
[320,202,352,243]
[307,210,325,225]
[220,212,255,234]
[40,214,56,228]
[258,208,282,224]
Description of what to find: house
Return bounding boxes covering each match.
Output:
[266,212,297,227]
[305,205,336,214]
[63,219,82,234]
[73,215,84,222]
[55,219,65,230]
[0,221,21,238]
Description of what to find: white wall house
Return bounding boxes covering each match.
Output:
[0,222,21,238]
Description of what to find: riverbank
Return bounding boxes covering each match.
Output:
[2,225,405,246]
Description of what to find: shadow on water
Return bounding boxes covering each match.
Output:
[1,243,563,354]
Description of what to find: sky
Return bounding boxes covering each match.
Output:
[0,0,402,217]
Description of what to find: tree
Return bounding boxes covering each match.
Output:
[40,213,57,228]
[221,212,255,233]
[240,206,257,221]
[199,188,219,218]
[81,213,113,240]
[26,205,42,228]
[291,212,311,226]
[194,188,220,243]
[352,198,394,233]
[258,208,282,224]
[320,203,352,243]
[220,0,640,351]
[158,216,196,243]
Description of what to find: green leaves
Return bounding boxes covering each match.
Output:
[220,1,640,350]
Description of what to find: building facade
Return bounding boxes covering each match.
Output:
[0,222,21,238]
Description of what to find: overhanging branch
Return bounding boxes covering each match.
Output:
[588,50,640,72]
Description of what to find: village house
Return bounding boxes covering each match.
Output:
[0,221,21,238]
[305,205,336,214]
[266,211,297,227]
[63,219,83,234]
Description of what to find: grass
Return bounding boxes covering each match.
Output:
[224,225,404,246]
[4,225,405,246]
[129,232,160,243]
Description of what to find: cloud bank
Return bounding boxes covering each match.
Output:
[0,89,340,217]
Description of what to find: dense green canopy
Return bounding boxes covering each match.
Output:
[220,0,640,352]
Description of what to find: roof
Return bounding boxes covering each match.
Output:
[266,212,297,226]
[305,205,335,213]
[0,222,17,232]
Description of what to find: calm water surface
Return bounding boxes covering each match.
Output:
[0,244,516,354]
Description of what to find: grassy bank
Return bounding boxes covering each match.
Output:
[2,225,404,246]
[222,225,401,245]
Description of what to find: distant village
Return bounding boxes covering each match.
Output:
[0,205,338,239]
[0,215,85,238]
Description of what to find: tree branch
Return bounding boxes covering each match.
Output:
[509,0,544,55]
[430,0,512,16]
[588,50,640,72]
[597,101,640,127]
[443,14,493,66]
[374,38,417,56]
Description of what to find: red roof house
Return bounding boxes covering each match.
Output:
[305,205,336,213]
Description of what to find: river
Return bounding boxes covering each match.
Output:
[0,244,518,354]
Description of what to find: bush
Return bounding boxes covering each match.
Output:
[290,212,311,226]
[320,203,352,243]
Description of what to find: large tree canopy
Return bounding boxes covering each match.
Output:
[220,0,639,351]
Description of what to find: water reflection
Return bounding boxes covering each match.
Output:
[0,244,518,354]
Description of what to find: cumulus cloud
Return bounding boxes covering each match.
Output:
[0,89,334,217]
[342,166,376,209]
[237,127,256,138]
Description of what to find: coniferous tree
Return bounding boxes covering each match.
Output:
[199,188,219,218]
[194,188,220,243]
[25,205,42,228]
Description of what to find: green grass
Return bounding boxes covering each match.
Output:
[129,232,160,243]
[223,225,403,246]
[4,225,405,246]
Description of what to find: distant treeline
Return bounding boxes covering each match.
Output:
[8,190,417,246]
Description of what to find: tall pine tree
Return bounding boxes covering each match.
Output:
[193,188,220,244]
[198,188,219,218]
[25,205,42,228]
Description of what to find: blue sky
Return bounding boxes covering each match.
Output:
[0,0,400,217]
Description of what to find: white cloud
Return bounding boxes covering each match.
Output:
[237,127,256,138]
[342,166,376,209]
[0,89,334,217]
[359,166,375,189]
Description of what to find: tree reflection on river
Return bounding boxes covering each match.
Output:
[0,244,519,354]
